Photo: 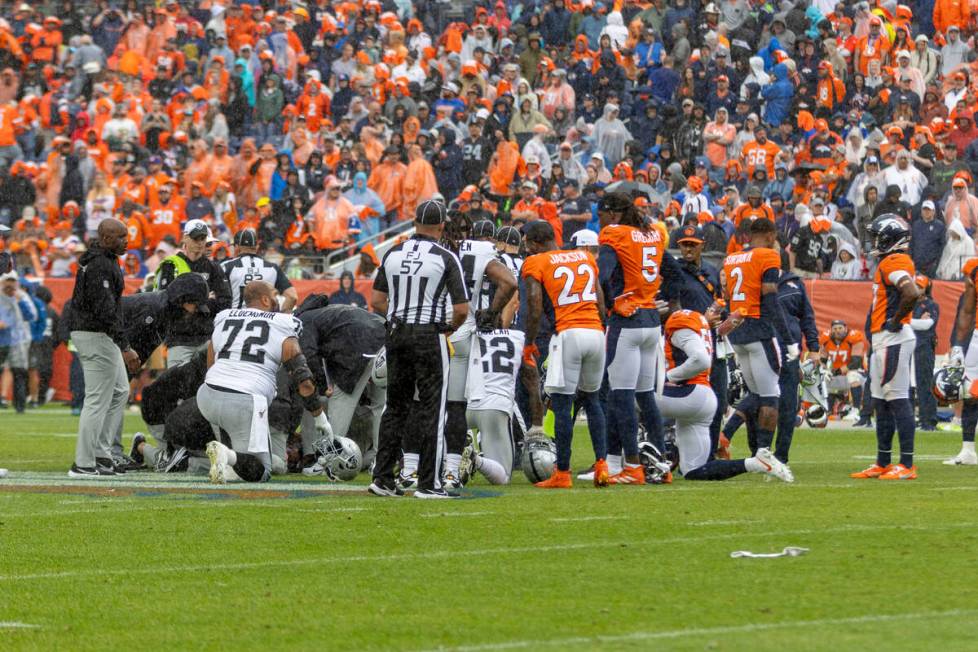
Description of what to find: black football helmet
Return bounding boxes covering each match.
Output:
[867,213,911,256]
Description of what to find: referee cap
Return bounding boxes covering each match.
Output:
[235,228,258,248]
[472,220,496,239]
[496,225,522,247]
[415,199,447,225]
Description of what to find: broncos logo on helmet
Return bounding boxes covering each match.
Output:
[867,213,911,256]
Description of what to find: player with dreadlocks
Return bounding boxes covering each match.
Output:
[595,192,684,483]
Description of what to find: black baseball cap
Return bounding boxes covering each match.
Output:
[235,228,258,247]
[677,225,704,244]
[415,200,447,225]
[472,220,496,239]
[496,225,522,247]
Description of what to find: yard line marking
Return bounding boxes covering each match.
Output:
[292,507,371,514]
[929,486,978,491]
[420,511,496,518]
[0,500,295,519]
[2,522,974,583]
[0,622,39,629]
[415,608,978,652]
[852,454,949,461]
[688,519,760,527]
[550,515,617,523]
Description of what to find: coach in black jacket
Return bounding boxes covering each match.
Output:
[295,299,387,466]
[67,219,141,477]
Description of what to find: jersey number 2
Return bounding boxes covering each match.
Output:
[729,266,746,303]
[554,264,596,306]
[481,336,515,374]
[217,319,270,364]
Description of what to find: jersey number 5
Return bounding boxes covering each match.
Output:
[217,319,270,364]
[554,264,596,306]
[642,246,659,283]
[728,266,746,303]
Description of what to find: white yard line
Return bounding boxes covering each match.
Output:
[414,609,978,652]
[549,515,617,523]
[0,622,39,629]
[420,511,496,518]
[1,522,973,583]
[687,519,760,526]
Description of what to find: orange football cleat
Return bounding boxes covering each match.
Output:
[593,459,609,487]
[850,464,892,479]
[662,470,673,484]
[608,465,645,485]
[716,434,731,460]
[878,464,918,480]
[535,468,572,488]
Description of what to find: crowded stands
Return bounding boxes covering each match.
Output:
[0,0,975,284]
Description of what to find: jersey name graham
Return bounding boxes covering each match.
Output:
[206,308,302,402]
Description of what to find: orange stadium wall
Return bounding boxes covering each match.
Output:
[35,278,965,402]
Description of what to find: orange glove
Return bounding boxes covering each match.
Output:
[522,343,540,367]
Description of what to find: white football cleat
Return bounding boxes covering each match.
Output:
[0,468,7,479]
[943,449,978,466]
[755,448,794,483]
[206,441,230,484]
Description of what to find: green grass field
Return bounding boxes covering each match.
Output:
[2,407,978,651]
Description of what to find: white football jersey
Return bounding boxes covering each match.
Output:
[466,329,525,412]
[221,254,289,309]
[205,308,302,402]
[451,239,501,343]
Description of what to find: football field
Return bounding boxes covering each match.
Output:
[2,408,978,651]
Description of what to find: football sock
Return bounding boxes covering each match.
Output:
[476,455,509,485]
[756,428,774,451]
[962,401,978,443]
[607,454,623,475]
[722,412,745,442]
[445,454,462,477]
[579,391,607,462]
[550,393,575,471]
[889,398,915,468]
[851,385,863,410]
[874,398,894,467]
[400,453,419,477]
[685,460,748,480]
[609,389,638,457]
[636,391,664,452]
[142,443,159,468]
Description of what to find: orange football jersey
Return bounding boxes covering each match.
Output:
[964,258,978,328]
[664,310,713,387]
[722,247,781,319]
[870,253,915,334]
[148,196,186,249]
[598,224,665,309]
[819,329,866,370]
[741,140,781,178]
[522,249,603,333]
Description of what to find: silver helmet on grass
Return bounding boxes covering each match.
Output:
[521,436,557,483]
[314,436,363,481]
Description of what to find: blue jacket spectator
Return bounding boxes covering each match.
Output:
[761,64,793,127]
[910,201,947,277]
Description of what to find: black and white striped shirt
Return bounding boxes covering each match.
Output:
[374,235,468,325]
[221,254,292,309]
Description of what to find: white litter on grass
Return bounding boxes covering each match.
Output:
[730,547,810,559]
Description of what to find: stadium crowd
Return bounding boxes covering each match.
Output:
[0,0,974,283]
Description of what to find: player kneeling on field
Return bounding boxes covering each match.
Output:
[660,308,792,482]
[199,281,329,483]
[465,327,525,484]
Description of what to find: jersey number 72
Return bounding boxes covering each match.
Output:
[217,319,270,364]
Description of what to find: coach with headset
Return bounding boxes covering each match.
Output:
[368,200,469,499]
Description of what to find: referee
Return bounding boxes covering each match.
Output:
[368,200,469,499]
[221,228,297,311]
